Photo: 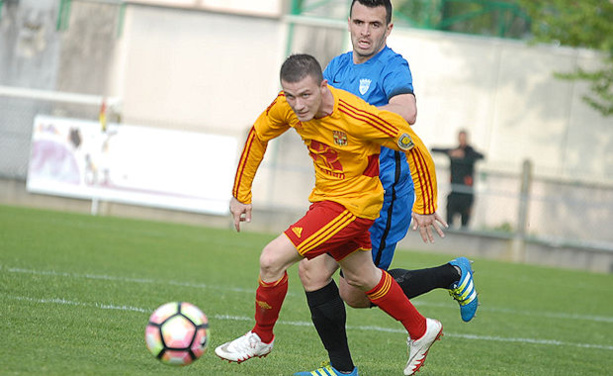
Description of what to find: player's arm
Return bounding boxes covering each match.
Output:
[231,126,267,232]
[379,93,417,125]
[379,57,417,125]
[231,93,290,231]
[375,112,447,242]
[431,147,452,155]
[466,146,485,162]
[402,134,447,242]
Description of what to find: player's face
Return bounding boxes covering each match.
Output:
[282,75,325,122]
[349,2,393,64]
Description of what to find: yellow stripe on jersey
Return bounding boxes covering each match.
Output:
[296,209,356,255]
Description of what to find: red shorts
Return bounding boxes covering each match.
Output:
[283,201,374,261]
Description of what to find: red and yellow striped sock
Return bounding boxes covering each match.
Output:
[366,270,426,339]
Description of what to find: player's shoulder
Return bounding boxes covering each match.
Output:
[325,51,352,73]
[265,91,292,115]
[376,46,410,68]
[329,51,353,65]
[332,86,369,106]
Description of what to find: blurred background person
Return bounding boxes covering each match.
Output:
[432,129,484,228]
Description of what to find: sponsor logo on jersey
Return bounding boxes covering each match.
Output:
[359,78,371,95]
[398,133,414,150]
[333,131,348,146]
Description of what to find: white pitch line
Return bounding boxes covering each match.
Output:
[4,266,613,324]
[3,266,255,294]
[5,295,613,352]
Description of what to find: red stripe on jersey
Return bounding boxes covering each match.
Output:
[417,148,436,214]
[338,105,395,137]
[408,148,435,214]
[232,127,257,198]
[338,99,398,134]
[362,154,380,177]
[338,99,398,137]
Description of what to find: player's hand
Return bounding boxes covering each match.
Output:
[411,212,448,243]
[229,197,252,232]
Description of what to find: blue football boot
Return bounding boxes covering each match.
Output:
[294,362,358,376]
[449,257,479,322]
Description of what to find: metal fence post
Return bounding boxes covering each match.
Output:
[511,159,532,262]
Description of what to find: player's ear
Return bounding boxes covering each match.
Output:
[320,79,328,93]
[386,22,394,37]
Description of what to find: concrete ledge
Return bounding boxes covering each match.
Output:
[397,229,613,274]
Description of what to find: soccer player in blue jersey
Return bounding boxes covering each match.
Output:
[295,1,478,375]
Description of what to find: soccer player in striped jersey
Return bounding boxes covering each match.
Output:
[295,1,478,375]
[215,54,445,376]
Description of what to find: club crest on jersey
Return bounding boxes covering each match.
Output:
[398,133,414,150]
[359,78,371,95]
[333,131,348,146]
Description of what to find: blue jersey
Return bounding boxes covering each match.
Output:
[324,46,415,200]
[324,46,416,269]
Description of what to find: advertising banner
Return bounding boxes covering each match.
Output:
[27,115,237,215]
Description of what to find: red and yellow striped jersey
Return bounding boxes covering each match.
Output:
[233,86,437,220]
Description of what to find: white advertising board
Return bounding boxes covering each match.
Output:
[27,115,237,215]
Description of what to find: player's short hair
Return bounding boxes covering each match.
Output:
[350,0,393,25]
[280,54,324,84]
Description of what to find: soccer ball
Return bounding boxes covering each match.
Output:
[145,301,210,366]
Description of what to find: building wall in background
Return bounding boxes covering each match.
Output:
[1,1,612,246]
[117,5,286,132]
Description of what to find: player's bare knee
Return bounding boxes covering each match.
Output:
[259,247,283,280]
[297,259,314,286]
[341,290,365,308]
[344,296,370,308]
[339,277,370,308]
[299,259,332,291]
[341,273,366,290]
[297,259,309,281]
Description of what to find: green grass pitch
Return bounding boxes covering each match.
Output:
[1,204,612,375]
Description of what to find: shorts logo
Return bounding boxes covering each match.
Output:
[398,133,414,150]
[359,78,371,95]
[292,227,303,238]
[333,131,348,146]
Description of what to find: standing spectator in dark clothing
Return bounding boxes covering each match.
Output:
[432,130,484,228]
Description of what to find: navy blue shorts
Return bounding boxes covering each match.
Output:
[369,192,414,270]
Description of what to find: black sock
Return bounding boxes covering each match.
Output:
[305,280,354,373]
[388,263,460,299]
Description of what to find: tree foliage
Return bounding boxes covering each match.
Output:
[393,0,613,116]
[519,0,613,116]
[393,0,530,39]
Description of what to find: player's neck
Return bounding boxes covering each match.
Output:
[352,45,386,64]
[316,87,335,118]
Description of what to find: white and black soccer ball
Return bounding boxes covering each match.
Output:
[145,302,210,366]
